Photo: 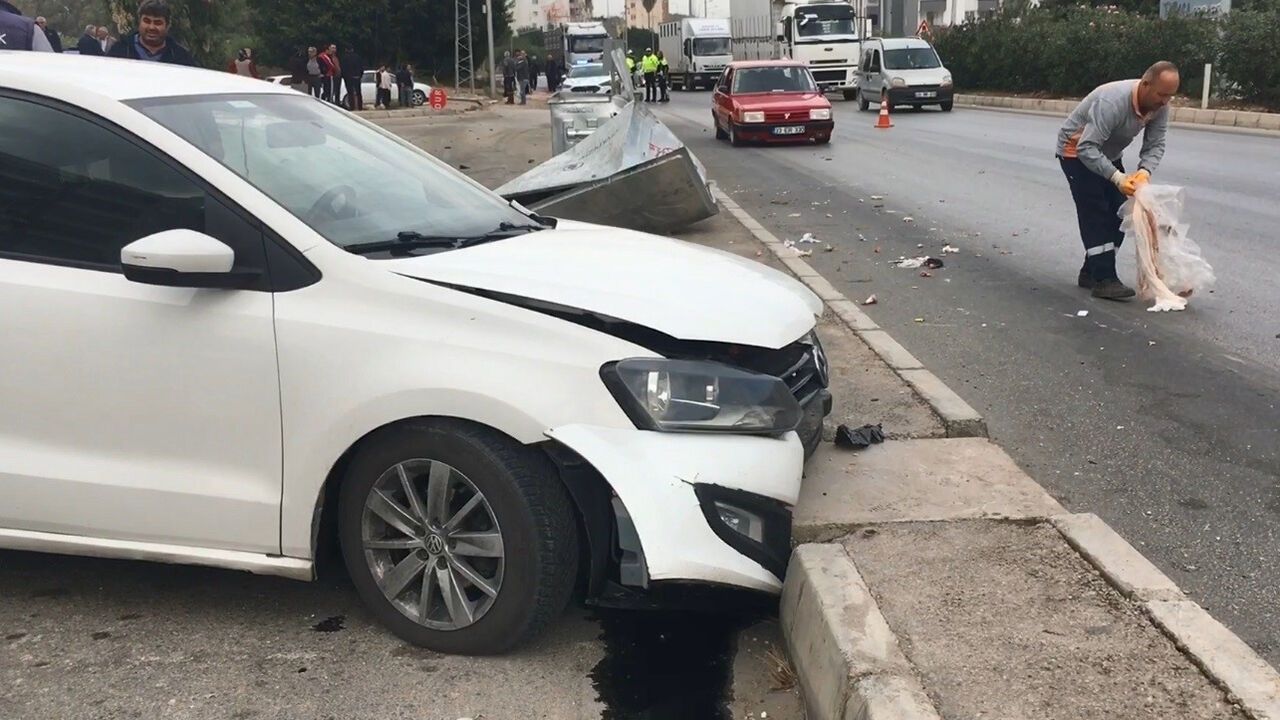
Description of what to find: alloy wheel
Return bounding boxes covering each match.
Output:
[361,459,504,631]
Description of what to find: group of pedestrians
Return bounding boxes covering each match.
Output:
[501,49,566,104]
[289,44,418,111]
[2,0,196,65]
[627,48,670,103]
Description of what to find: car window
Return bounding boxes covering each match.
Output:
[883,47,941,70]
[134,94,532,252]
[362,71,376,83]
[719,69,733,92]
[0,95,263,273]
[568,63,605,78]
[732,67,816,93]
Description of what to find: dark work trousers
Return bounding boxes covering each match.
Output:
[658,71,669,101]
[309,76,324,98]
[327,76,342,105]
[644,71,657,101]
[344,77,363,110]
[1060,156,1127,282]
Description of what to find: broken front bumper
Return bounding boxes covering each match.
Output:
[546,425,804,593]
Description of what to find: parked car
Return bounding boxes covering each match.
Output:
[857,37,953,112]
[0,54,832,655]
[266,72,431,107]
[712,60,834,146]
[559,62,611,95]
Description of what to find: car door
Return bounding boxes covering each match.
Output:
[361,70,378,105]
[714,68,734,125]
[0,93,283,553]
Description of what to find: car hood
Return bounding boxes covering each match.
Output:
[734,92,831,110]
[887,67,949,86]
[385,222,822,349]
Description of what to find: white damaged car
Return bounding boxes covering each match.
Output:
[0,54,831,654]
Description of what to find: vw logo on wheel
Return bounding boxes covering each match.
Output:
[425,534,446,555]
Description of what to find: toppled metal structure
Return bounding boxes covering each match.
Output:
[496,48,716,234]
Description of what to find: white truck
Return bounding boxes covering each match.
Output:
[729,0,863,100]
[658,18,734,91]
[547,21,611,68]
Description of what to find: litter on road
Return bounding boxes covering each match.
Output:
[942,244,960,254]
[1123,185,1215,313]
[834,423,886,450]
[893,257,945,270]
[863,294,877,305]
[1077,310,1090,317]
[798,232,819,243]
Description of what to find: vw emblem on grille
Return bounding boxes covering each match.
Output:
[425,534,446,555]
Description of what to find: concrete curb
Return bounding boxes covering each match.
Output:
[1054,513,1280,720]
[781,544,942,720]
[954,94,1280,138]
[711,187,988,439]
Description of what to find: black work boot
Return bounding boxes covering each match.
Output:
[1091,279,1136,300]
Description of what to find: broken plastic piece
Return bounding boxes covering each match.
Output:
[1076,310,1089,318]
[863,294,877,305]
[799,232,819,243]
[942,244,959,254]
[834,423,885,450]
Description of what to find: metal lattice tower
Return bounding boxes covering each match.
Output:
[455,0,475,93]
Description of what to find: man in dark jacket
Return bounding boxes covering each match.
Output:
[34,16,62,52]
[0,1,54,52]
[514,50,530,105]
[76,24,101,54]
[107,0,196,66]
[340,46,365,111]
[395,64,414,107]
[501,50,516,104]
[544,53,561,92]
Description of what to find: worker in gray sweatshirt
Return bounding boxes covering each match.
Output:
[1056,61,1179,300]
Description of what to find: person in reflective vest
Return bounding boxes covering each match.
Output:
[657,50,670,103]
[641,49,659,102]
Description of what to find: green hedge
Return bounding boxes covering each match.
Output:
[933,8,1280,109]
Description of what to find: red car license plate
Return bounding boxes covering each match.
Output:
[772,125,806,135]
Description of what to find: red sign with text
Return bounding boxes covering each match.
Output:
[429,89,447,110]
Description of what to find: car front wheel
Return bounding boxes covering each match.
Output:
[413,89,427,106]
[338,420,578,655]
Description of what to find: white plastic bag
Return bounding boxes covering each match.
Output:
[1119,184,1215,312]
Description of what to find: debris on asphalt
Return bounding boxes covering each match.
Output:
[920,271,933,278]
[795,249,813,257]
[903,216,915,223]
[798,232,819,243]
[458,164,471,170]
[1076,310,1090,317]
[863,294,877,305]
[914,317,925,323]
[824,245,835,252]
[874,245,882,253]
[871,195,884,200]
[858,233,867,241]
[769,199,789,205]
[917,243,925,249]
[788,212,802,217]
[942,244,960,253]
[892,257,928,269]
[835,423,886,450]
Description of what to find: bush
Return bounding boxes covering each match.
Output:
[933,7,1276,109]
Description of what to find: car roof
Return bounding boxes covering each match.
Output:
[874,37,934,49]
[728,60,808,70]
[0,51,297,102]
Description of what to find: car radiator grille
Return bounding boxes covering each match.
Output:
[764,110,808,123]
[811,69,849,83]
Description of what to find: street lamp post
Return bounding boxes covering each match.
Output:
[485,0,497,97]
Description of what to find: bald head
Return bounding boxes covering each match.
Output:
[1138,61,1179,114]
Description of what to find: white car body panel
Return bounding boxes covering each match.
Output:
[388,227,822,349]
[547,424,804,591]
[0,55,822,598]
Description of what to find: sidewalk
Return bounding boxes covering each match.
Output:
[373,105,1280,720]
[956,92,1280,133]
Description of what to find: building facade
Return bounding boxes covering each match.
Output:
[627,0,670,29]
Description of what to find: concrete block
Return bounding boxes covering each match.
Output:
[1258,113,1280,131]
[858,330,922,371]
[1146,600,1280,720]
[803,273,849,303]
[1214,110,1240,127]
[1234,111,1262,129]
[1172,106,1197,123]
[781,255,821,279]
[827,299,879,332]
[845,675,942,720]
[782,544,912,720]
[1052,513,1184,602]
[794,439,1065,537]
[1053,99,1075,113]
[897,369,986,437]
[1192,108,1218,124]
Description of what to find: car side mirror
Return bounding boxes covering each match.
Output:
[121,229,259,289]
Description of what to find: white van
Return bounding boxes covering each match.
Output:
[857,37,953,113]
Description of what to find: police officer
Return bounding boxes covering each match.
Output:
[657,50,670,102]
[0,1,56,52]
[641,47,659,102]
[625,50,637,89]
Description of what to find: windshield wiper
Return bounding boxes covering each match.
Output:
[345,231,464,255]
[455,221,548,247]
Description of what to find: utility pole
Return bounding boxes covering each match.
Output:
[456,0,476,93]
[484,0,497,97]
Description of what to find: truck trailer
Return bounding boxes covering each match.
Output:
[729,0,864,99]
[547,21,611,67]
[658,18,734,91]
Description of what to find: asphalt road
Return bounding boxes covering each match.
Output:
[653,93,1280,665]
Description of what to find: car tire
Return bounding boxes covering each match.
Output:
[729,122,744,146]
[912,104,923,111]
[338,419,578,656]
[941,101,954,112]
[714,114,728,140]
[413,90,427,106]
[685,72,692,91]
[858,90,871,112]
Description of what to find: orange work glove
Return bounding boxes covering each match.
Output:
[1115,169,1151,197]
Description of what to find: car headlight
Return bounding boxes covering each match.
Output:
[941,74,953,87]
[600,358,802,434]
[809,108,831,121]
[891,77,906,88]
[741,110,765,123]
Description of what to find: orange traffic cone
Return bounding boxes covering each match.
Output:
[875,97,893,129]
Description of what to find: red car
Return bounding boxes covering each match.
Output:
[712,60,834,146]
